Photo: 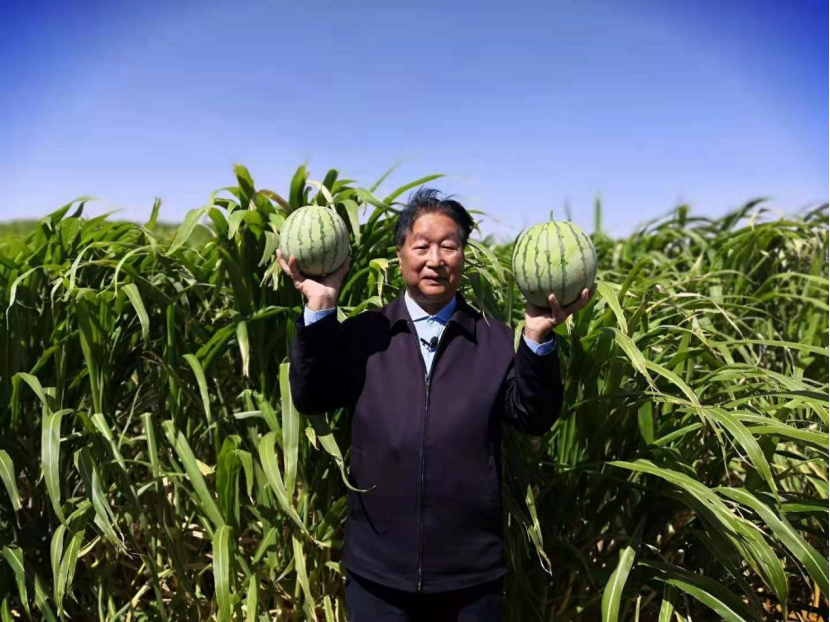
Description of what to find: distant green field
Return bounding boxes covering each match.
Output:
[0,218,215,249]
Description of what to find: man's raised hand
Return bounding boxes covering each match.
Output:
[277,249,350,311]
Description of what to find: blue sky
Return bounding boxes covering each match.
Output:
[1,0,826,241]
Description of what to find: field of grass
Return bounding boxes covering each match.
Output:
[0,164,827,621]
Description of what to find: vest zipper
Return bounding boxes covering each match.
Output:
[407,320,449,594]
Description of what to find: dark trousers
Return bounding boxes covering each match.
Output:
[344,569,504,621]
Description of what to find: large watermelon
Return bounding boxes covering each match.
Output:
[512,220,597,308]
[278,205,350,277]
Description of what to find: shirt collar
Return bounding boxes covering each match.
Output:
[404,289,457,323]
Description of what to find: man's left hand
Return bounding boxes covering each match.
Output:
[524,284,597,343]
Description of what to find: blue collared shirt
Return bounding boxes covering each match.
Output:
[303,291,555,373]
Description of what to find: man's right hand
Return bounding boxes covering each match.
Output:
[277,249,351,311]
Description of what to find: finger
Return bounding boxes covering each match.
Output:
[286,255,305,284]
[276,249,293,277]
[548,293,559,314]
[548,294,567,324]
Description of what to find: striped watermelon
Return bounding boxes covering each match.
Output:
[512,220,597,308]
[278,205,350,277]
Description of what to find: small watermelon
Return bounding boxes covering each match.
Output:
[512,220,597,308]
[279,205,350,277]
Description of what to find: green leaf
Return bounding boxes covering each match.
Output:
[6,266,41,316]
[280,363,300,500]
[289,165,308,211]
[63,243,92,298]
[2,597,13,622]
[602,328,654,389]
[258,431,314,539]
[292,533,318,621]
[258,231,280,267]
[162,421,225,529]
[213,525,232,622]
[42,408,69,522]
[184,353,212,426]
[601,519,644,621]
[33,572,58,622]
[56,528,84,613]
[305,413,372,493]
[234,164,256,206]
[368,162,399,192]
[708,407,777,498]
[252,527,278,564]
[718,487,828,597]
[216,438,242,526]
[16,372,50,408]
[145,197,161,230]
[341,199,361,244]
[77,447,124,551]
[122,283,150,341]
[228,209,247,239]
[236,449,255,501]
[246,574,259,622]
[640,560,763,622]
[609,460,739,536]
[595,280,628,334]
[50,524,66,596]
[168,206,207,254]
[0,450,21,511]
[524,483,552,574]
[657,584,679,622]
[237,322,250,378]
[3,546,30,618]
[3,546,31,617]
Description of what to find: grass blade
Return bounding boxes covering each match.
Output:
[56,528,85,613]
[213,525,232,622]
[237,321,250,378]
[280,363,299,500]
[42,408,69,522]
[246,574,259,622]
[122,283,150,341]
[601,519,644,621]
[0,450,21,511]
[718,487,828,597]
[258,431,313,539]
[162,421,225,529]
[292,533,318,621]
[168,206,207,254]
[3,546,30,617]
[77,447,124,551]
[641,560,763,622]
[184,354,213,426]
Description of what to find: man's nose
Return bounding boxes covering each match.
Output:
[426,247,442,266]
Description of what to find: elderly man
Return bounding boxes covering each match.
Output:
[277,188,594,621]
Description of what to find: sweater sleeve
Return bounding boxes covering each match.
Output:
[499,333,564,436]
[288,309,353,415]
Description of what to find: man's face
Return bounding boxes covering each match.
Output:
[396,212,465,307]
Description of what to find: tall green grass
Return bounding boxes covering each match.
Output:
[0,165,827,620]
